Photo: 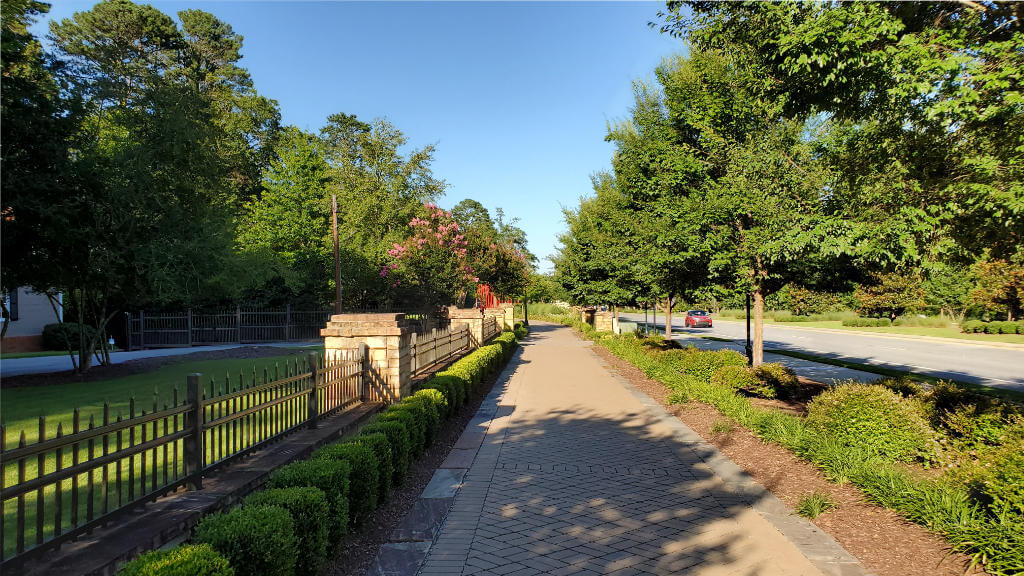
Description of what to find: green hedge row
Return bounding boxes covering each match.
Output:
[961,320,1024,334]
[118,327,524,576]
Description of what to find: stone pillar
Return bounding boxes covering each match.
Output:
[483,307,509,333]
[320,313,414,403]
[449,307,484,347]
[501,303,515,331]
[594,310,618,333]
[581,307,595,327]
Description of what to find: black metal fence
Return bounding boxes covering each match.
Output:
[1,352,363,567]
[126,307,331,350]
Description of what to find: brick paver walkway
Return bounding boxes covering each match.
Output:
[417,323,856,576]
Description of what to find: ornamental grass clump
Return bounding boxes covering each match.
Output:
[117,544,233,576]
[805,383,936,463]
[677,348,747,382]
[244,487,330,576]
[194,505,296,576]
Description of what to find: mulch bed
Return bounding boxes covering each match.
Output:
[323,352,508,576]
[590,344,983,576]
[1,346,314,389]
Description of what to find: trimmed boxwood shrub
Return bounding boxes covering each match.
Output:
[428,375,466,411]
[266,459,350,543]
[362,421,410,486]
[42,322,97,351]
[313,442,379,528]
[194,505,296,576]
[403,395,440,445]
[513,323,528,339]
[413,388,447,420]
[711,365,773,398]
[354,433,393,503]
[805,383,935,463]
[753,363,801,400]
[419,380,456,417]
[381,406,425,454]
[117,544,233,576]
[245,488,329,576]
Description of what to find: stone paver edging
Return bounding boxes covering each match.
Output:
[366,346,523,575]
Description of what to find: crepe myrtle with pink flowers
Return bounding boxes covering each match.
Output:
[382,204,479,308]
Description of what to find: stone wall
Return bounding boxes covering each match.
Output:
[321,313,414,402]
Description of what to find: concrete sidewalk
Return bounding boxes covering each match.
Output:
[399,323,870,576]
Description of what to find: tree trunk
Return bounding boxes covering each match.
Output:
[753,287,765,367]
[664,297,673,339]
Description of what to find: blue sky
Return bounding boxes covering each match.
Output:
[34,1,684,272]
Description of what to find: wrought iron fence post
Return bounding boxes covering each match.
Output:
[187,309,193,347]
[185,373,204,490]
[358,342,370,402]
[307,352,319,429]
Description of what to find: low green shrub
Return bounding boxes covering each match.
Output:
[513,322,529,339]
[676,348,747,382]
[41,322,97,351]
[383,404,426,453]
[312,442,379,528]
[379,409,423,455]
[266,459,350,543]
[925,380,1022,447]
[753,363,801,399]
[354,433,393,503]
[244,488,329,576]
[427,375,465,411]
[403,395,440,446]
[972,436,1024,516]
[710,365,770,398]
[418,379,456,417]
[805,383,935,463]
[194,505,296,576]
[892,315,951,328]
[961,320,985,333]
[875,375,924,398]
[361,421,410,486]
[117,544,233,576]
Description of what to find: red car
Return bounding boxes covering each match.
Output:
[685,310,713,328]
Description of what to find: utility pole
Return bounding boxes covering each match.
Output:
[332,195,341,314]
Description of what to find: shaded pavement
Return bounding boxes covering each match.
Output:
[406,323,870,576]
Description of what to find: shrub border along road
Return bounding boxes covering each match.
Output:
[115,327,525,576]
[537,314,1023,576]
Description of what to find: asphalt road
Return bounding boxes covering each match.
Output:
[620,313,1024,393]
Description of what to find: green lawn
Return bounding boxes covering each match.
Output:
[2,350,317,559]
[717,318,1024,344]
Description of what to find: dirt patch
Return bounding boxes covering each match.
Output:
[323,349,509,576]
[591,344,981,576]
[1,346,314,389]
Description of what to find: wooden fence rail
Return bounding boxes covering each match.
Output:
[409,324,471,376]
[1,351,364,567]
